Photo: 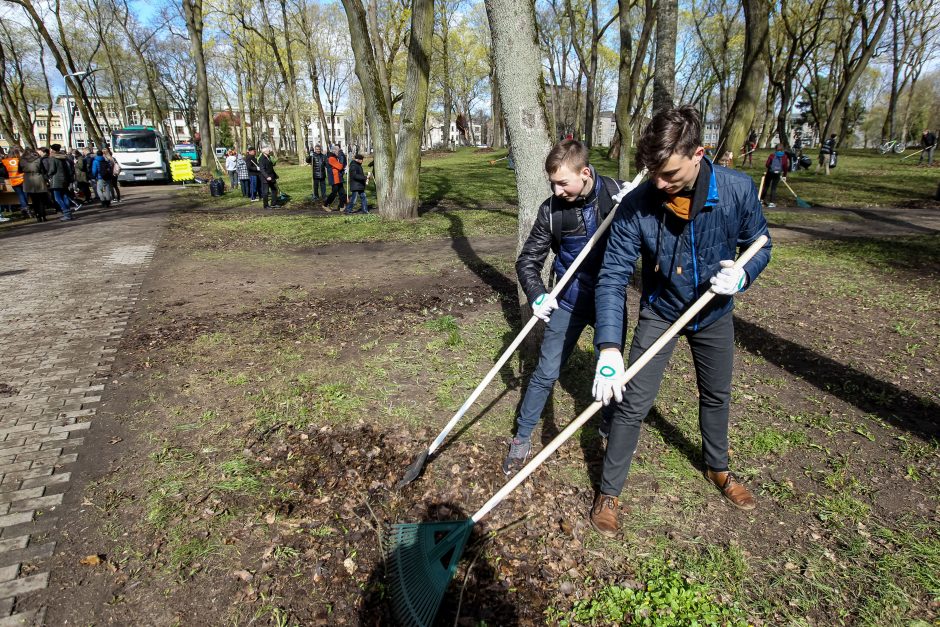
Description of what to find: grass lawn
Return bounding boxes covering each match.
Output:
[177,145,938,251]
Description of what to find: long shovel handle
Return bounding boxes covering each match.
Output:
[901,147,926,160]
[426,169,647,456]
[757,175,766,200]
[471,234,769,523]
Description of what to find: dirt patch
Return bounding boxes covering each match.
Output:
[30,206,940,625]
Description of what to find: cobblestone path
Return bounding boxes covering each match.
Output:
[0,194,170,625]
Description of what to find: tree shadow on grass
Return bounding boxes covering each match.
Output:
[733,315,940,441]
[359,502,520,626]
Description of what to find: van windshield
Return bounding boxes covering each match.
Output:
[113,134,157,152]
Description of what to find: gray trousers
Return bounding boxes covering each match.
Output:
[600,308,734,497]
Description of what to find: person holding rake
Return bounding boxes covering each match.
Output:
[590,105,772,536]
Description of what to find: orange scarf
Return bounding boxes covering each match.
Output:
[665,194,692,220]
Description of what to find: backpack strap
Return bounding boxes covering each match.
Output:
[597,176,625,220]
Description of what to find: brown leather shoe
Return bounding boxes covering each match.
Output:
[705,469,756,511]
[590,494,619,537]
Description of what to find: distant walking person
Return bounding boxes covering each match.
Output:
[47,145,75,220]
[919,129,936,166]
[245,147,260,201]
[92,150,113,207]
[72,149,92,202]
[225,150,238,188]
[235,151,250,197]
[323,145,347,211]
[20,149,50,222]
[817,134,836,175]
[305,144,328,200]
[258,147,281,209]
[103,149,122,203]
[344,154,369,214]
[1,147,29,217]
[761,144,789,208]
[742,129,757,166]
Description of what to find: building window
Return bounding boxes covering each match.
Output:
[39,133,47,140]
[53,133,63,140]
[76,140,85,148]
[74,124,83,133]
[36,119,47,128]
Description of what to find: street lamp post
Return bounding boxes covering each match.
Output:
[63,70,94,150]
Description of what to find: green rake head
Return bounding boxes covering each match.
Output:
[386,518,474,627]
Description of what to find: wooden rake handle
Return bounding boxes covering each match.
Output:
[471,234,769,523]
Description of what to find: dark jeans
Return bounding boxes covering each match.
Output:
[249,175,259,199]
[515,306,625,442]
[324,181,346,208]
[111,178,121,200]
[259,177,280,207]
[239,178,250,197]
[76,181,91,202]
[762,172,781,203]
[345,190,368,213]
[920,145,936,165]
[229,171,238,189]
[52,189,72,218]
[313,177,326,199]
[600,308,735,497]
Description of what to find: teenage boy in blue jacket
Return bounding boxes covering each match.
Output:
[589,105,772,536]
[504,139,634,476]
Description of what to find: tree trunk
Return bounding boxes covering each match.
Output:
[490,60,505,147]
[717,0,769,163]
[297,3,331,150]
[652,0,677,115]
[182,0,213,168]
[613,0,633,177]
[485,0,553,309]
[387,0,434,218]
[277,0,307,162]
[342,0,434,218]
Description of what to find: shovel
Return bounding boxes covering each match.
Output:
[396,169,647,489]
[387,234,770,626]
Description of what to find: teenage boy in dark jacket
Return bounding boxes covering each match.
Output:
[502,139,634,475]
[589,105,771,535]
[306,144,328,199]
[245,147,261,201]
[344,154,369,214]
[258,147,281,208]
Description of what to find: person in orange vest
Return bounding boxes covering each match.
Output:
[323,145,347,212]
[1,146,28,220]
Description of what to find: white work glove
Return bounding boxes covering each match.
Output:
[612,181,637,205]
[531,293,559,322]
[710,260,747,295]
[592,349,626,405]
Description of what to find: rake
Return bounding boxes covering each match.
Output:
[396,169,647,489]
[387,235,770,626]
[781,178,812,208]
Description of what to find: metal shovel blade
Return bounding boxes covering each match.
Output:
[396,449,430,489]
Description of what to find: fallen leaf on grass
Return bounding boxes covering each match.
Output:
[232,569,253,582]
[343,557,356,575]
[109,437,123,445]
[80,554,104,566]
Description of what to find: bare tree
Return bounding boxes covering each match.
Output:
[342,0,434,218]
[181,0,213,167]
[717,0,770,160]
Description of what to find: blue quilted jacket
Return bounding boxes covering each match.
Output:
[594,159,771,346]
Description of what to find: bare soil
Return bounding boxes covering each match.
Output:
[28,201,940,626]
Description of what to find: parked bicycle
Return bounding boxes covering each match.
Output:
[879,139,906,154]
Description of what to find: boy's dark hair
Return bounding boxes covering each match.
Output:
[635,104,703,172]
[354,154,364,160]
[545,139,590,174]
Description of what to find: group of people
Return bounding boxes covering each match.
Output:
[505,105,772,536]
[220,146,282,209]
[219,142,370,213]
[305,143,371,214]
[0,144,122,223]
